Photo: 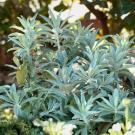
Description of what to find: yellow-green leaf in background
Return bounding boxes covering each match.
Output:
[16,63,27,85]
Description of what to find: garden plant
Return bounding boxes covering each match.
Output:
[0,10,135,135]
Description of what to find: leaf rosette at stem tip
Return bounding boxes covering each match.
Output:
[8,13,41,63]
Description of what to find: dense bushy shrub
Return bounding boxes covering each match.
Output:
[0,10,135,135]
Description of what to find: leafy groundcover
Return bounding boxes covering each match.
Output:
[0,10,135,135]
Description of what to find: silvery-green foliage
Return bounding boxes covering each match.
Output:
[39,10,73,51]
[1,10,135,135]
[8,14,41,62]
[0,84,35,117]
[69,91,99,135]
[48,66,78,94]
[98,89,128,122]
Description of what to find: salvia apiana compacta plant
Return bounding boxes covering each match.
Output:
[0,10,135,135]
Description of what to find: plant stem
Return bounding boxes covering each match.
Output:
[125,105,129,131]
